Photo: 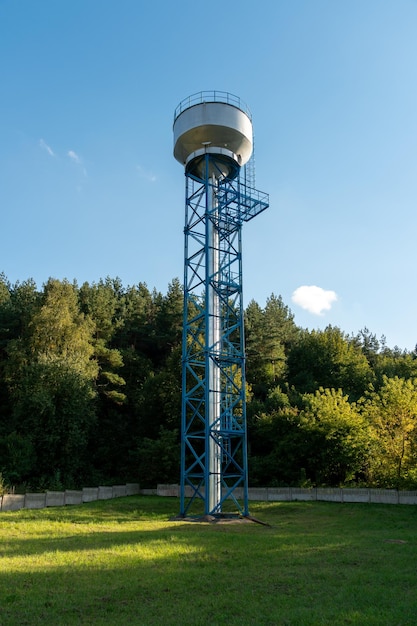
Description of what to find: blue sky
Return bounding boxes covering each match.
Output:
[1,0,417,350]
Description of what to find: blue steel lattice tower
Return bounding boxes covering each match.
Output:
[173,92,268,517]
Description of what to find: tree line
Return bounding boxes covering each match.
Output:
[1,273,417,492]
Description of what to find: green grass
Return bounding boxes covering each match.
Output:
[0,496,416,625]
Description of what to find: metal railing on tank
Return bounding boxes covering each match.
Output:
[174,91,252,122]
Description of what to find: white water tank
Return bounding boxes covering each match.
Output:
[173,92,253,180]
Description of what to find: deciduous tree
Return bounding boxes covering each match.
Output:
[287,326,373,400]
[361,376,417,488]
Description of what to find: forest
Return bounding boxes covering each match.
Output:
[1,272,417,493]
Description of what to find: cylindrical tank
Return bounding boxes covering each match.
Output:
[173,91,253,180]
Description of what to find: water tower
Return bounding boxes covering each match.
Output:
[173,91,268,517]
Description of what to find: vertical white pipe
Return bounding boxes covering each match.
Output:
[208,173,221,513]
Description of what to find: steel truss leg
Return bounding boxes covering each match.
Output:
[180,155,250,517]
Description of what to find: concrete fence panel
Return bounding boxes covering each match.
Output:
[248,488,268,501]
[268,488,291,501]
[46,491,65,507]
[291,488,316,501]
[370,489,399,504]
[112,485,127,498]
[64,490,83,505]
[126,483,140,495]
[398,491,417,505]
[25,493,47,509]
[341,488,370,503]
[157,484,180,497]
[317,488,343,502]
[1,494,25,512]
[82,488,99,503]
[98,486,113,500]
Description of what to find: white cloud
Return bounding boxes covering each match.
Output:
[39,138,55,157]
[137,165,157,183]
[68,150,87,176]
[292,285,338,316]
[67,150,81,164]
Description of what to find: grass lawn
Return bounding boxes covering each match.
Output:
[0,496,416,625]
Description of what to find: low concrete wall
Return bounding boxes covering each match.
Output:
[46,491,66,507]
[126,483,141,496]
[112,485,127,498]
[370,489,399,504]
[291,488,316,501]
[157,485,417,505]
[65,490,83,505]
[82,487,99,503]
[157,484,180,497]
[0,483,140,513]
[319,488,343,502]
[268,488,292,501]
[341,488,370,503]
[1,494,25,512]
[98,486,113,500]
[139,488,158,495]
[3,482,416,513]
[248,488,268,501]
[399,491,417,505]
[25,493,47,509]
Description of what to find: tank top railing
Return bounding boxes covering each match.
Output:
[174,91,252,122]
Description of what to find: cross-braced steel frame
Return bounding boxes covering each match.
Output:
[180,153,268,517]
